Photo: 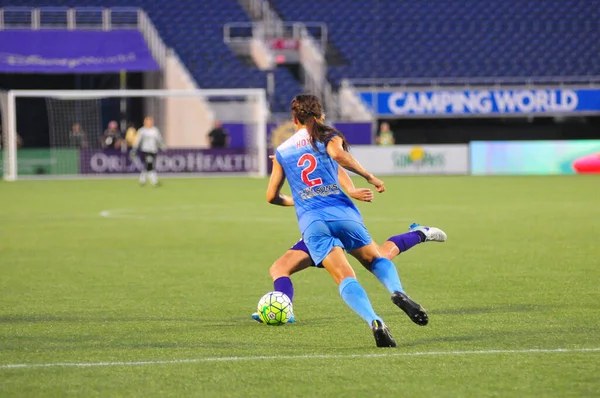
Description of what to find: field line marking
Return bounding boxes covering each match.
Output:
[2,347,599,370]
[98,208,413,223]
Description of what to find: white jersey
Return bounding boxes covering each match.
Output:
[135,126,164,154]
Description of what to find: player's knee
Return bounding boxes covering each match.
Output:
[352,252,378,269]
[379,241,399,260]
[351,242,382,269]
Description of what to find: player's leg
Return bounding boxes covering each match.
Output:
[147,153,158,186]
[253,224,446,324]
[351,241,429,326]
[139,152,148,185]
[330,220,428,327]
[320,247,395,348]
[306,221,395,347]
[270,246,314,302]
[252,242,314,323]
[379,223,448,261]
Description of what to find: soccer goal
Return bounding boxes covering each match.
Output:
[0,89,268,180]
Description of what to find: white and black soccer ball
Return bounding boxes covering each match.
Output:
[257,291,293,325]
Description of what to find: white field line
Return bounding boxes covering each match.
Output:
[98,208,413,223]
[2,347,599,370]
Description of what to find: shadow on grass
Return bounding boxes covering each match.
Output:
[0,314,258,324]
[428,303,548,316]
[0,314,76,323]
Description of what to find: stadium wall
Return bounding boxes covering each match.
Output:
[163,53,214,148]
[5,140,599,176]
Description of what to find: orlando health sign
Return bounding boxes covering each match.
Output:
[359,88,600,116]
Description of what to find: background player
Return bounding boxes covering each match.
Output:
[254,165,447,324]
[131,116,165,186]
[266,94,421,347]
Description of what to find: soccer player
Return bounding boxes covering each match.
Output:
[253,165,446,324]
[266,94,428,347]
[131,116,165,186]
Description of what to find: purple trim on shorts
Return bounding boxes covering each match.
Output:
[290,239,322,268]
[290,239,310,254]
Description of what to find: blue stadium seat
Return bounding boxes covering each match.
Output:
[271,0,600,85]
[6,0,600,108]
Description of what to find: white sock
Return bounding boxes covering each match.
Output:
[149,171,158,185]
[139,171,147,184]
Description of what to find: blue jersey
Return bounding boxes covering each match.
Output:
[275,128,363,233]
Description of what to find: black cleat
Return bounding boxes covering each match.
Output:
[392,291,429,326]
[371,320,397,348]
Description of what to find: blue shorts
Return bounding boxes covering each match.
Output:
[290,239,322,267]
[301,220,373,266]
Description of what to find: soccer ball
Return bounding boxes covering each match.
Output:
[257,291,293,325]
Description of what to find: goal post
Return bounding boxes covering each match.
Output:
[1,89,268,180]
[0,91,17,181]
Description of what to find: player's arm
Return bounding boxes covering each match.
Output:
[133,129,143,150]
[266,156,294,206]
[337,166,373,202]
[327,136,385,192]
[156,129,166,151]
[130,130,143,160]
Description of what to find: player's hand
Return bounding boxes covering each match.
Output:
[129,150,137,161]
[367,174,385,193]
[349,188,374,202]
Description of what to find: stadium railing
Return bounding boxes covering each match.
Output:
[342,76,600,90]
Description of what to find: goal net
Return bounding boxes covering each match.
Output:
[1,89,268,180]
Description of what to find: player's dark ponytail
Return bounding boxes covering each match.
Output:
[291,94,349,151]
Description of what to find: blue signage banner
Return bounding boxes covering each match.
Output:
[360,89,600,116]
[0,30,159,73]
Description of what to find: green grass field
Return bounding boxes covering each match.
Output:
[1,176,599,397]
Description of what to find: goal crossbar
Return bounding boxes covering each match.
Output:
[8,89,267,98]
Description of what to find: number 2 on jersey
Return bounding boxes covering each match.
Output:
[297,154,323,187]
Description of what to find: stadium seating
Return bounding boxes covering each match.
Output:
[271,0,600,85]
[6,0,600,108]
[7,0,302,112]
